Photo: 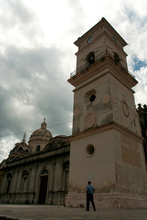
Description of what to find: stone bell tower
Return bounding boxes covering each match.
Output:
[66,18,147,209]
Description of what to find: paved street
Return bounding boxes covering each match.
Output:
[0,205,147,220]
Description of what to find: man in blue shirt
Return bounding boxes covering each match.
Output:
[86,181,96,211]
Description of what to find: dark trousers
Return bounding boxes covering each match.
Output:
[86,193,96,211]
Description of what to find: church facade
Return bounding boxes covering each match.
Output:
[0,18,147,208]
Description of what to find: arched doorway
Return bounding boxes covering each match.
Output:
[39,169,48,204]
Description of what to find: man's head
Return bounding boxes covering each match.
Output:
[88,181,91,185]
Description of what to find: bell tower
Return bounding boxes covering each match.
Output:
[66,18,147,209]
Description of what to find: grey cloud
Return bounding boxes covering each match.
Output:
[0,45,73,143]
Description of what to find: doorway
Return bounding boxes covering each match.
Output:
[39,169,48,204]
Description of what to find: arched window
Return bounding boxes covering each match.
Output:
[36,145,40,152]
[114,52,120,63]
[22,170,29,176]
[86,52,95,66]
[40,169,48,176]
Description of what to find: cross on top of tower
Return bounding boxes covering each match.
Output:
[41,118,47,129]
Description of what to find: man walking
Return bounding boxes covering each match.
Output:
[86,181,96,211]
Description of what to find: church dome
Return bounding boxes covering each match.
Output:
[29,119,52,142]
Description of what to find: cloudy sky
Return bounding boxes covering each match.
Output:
[0,0,147,162]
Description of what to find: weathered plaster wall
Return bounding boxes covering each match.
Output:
[110,75,141,135]
[73,75,113,134]
[114,130,147,195]
[68,129,116,194]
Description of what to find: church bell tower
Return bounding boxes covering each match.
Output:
[66,18,147,209]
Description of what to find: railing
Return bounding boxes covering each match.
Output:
[70,50,135,78]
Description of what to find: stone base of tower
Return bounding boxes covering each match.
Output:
[66,123,147,209]
[66,192,147,209]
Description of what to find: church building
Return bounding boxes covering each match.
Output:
[0,120,70,205]
[0,18,147,209]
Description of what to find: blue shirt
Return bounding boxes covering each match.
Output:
[86,184,95,194]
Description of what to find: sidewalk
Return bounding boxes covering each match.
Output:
[0,205,147,220]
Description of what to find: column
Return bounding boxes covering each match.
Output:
[11,169,18,193]
[16,170,22,193]
[29,164,38,193]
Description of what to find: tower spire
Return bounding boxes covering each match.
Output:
[22,132,26,143]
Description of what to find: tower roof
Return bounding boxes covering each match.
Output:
[74,17,127,48]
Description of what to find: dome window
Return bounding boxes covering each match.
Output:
[36,145,40,152]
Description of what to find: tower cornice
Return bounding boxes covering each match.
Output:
[68,121,144,143]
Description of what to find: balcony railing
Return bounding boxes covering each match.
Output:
[70,50,134,78]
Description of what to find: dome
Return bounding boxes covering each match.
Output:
[29,120,52,142]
